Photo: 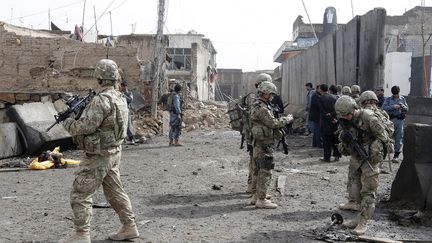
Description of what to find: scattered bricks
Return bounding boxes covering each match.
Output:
[15,93,30,101]
[0,93,15,103]
[30,94,40,102]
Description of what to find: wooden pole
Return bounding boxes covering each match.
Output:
[48,8,51,30]
[93,5,98,43]
[82,0,87,29]
[151,0,166,118]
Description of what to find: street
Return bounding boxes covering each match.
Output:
[1,129,431,242]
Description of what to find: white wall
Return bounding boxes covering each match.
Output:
[384,52,412,96]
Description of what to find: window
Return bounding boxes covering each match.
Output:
[167,48,192,70]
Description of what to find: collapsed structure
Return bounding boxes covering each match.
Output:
[0,22,221,158]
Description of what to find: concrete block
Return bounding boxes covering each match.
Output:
[0,123,23,159]
[391,123,432,209]
[7,102,72,155]
[0,109,10,123]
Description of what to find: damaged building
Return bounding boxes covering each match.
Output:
[0,22,217,158]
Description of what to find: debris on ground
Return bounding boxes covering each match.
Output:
[28,147,80,170]
[130,98,230,138]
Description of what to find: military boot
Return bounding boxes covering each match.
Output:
[351,217,368,235]
[173,139,183,146]
[108,223,139,241]
[342,214,359,229]
[255,199,278,209]
[339,201,361,211]
[60,230,90,243]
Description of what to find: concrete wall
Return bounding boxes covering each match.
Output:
[405,96,432,125]
[281,29,336,105]
[384,52,412,96]
[281,8,386,106]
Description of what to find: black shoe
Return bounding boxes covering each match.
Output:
[319,158,331,162]
[334,157,340,162]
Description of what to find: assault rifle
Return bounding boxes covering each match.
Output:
[272,103,290,155]
[338,119,372,170]
[277,128,289,154]
[46,89,96,132]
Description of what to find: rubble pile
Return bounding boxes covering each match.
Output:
[182,100,230,132]
[132,113,162,137]
[130,99,230,138]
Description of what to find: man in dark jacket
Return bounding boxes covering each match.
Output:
[309,85,322,148]
[318,84,341,162]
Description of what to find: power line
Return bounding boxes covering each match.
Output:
[2,0,85,22]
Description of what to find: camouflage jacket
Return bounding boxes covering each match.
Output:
[63,86,128,155]
[250,99,289,144]
[339,108,391,155]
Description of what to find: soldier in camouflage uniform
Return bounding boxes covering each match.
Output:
[61,59,139,243]
[339,91,394,211]
[245,73,272,194]
[335,95,391,235]
[350,85,361,104]
[249,81,293,209]
[342,86,351,96]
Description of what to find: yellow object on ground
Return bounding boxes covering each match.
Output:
[28,146,80,170]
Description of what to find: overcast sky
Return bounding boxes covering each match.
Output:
[0,0,428,71]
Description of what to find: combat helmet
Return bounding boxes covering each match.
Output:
[94,59,120,82]
[359,90,378,105]
[342,86,351,95]
[257,81,278,95]
[335,95,357,117]
[351,84,361,94]
[255,73,272,88]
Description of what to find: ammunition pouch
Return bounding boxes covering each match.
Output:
[257,154,274,170]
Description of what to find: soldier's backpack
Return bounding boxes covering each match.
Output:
[227,93,252,132]
[373,108,395,154]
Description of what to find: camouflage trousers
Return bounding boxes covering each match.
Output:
[247,149,257,193]
[346,140,383,220]
[70,151,135,231]
[252,143,274,200]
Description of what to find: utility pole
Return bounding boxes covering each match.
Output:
[93,5,98,43]
[48,8,51,30]
[82,0,87,29]
[151,0,166,117]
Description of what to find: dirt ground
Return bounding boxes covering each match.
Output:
[1,129,431,243]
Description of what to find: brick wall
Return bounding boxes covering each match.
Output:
[0,22,145,95]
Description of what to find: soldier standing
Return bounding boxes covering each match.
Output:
[245,73,272,194]
[335,95,391,235]
[61,59,139,242]
[249,81,293,209]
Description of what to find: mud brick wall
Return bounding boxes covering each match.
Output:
[0,23,142,94]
